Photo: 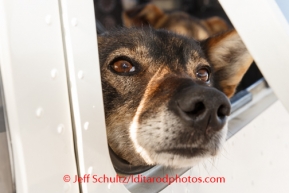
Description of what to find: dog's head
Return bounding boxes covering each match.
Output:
[122,3,230,40]
[98,28,252,168]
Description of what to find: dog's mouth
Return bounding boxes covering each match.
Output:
[108,145,154,175]
[156,147,207,158]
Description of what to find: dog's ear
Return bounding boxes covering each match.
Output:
[200,16,230,35]
[202,30,253,98]
[122,3,165,27]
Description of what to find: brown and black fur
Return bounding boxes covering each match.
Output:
[98,28,252,167]
[122,3,230,40]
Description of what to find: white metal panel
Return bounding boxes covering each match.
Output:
[59,0,129,192]
[218,0,289,112]
[0,0,79,192]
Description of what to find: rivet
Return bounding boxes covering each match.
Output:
[45,15,52,25]
[36,108,43,118]
[78,71,84,79]
[63,182,71,192]
[51,69,58,79]
[84,122,89,130]
[71,18,78,26]
[88,166,93,174]
[185,187,190,193]
[57,124,64,133]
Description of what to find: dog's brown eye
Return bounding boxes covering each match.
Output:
[112,60,135,73]
[196,68,209,82]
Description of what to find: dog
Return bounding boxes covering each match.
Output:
[122,3,230,40]
[97,27,252,168]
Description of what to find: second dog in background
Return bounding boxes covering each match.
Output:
[122,3,230,40]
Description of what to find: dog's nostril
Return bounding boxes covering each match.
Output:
[217,104,230,118]
[185,102,205,116]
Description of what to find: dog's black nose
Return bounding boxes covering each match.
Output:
[170,84,231,133]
